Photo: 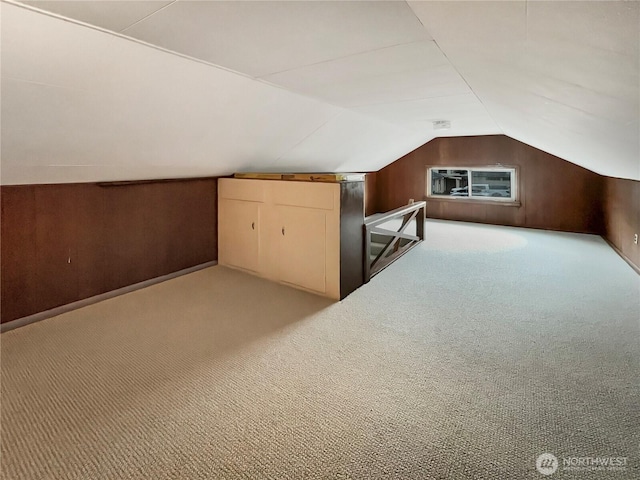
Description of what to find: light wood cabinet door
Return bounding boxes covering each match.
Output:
[274,206,327,293]
[218,199,260,273]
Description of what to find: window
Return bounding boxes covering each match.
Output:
[427,167,517,202]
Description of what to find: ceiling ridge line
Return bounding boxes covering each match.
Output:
[405,1,503,134]
[429,39,504,135]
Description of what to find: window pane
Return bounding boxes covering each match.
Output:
[431,169,469,196]
[470,170,512,198]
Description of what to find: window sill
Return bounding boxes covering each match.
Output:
[426,196,521,207]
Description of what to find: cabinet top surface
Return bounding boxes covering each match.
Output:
[232,173,365,183]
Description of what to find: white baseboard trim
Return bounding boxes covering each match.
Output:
[1,261,218,333]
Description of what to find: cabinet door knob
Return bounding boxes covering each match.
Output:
[251,222,255,230]
[282,227,285,236]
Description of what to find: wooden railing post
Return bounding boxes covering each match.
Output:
[364,224,372,283]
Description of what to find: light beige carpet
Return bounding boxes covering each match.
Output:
[1,220,638,479]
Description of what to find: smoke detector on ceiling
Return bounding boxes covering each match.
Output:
[432,120,451,130]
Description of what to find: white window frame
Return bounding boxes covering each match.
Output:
[426,166,518,202]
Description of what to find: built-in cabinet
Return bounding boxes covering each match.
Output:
[218,198,261,273]
[218,177,365,300]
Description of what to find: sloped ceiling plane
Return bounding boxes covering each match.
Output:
[1,0,638,184]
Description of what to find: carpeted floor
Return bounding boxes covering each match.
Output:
[1,220,638,479]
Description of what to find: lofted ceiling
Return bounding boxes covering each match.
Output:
[1,0,638,185]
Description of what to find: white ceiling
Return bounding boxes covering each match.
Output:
[1,0,638,184]
[409,0,639,181]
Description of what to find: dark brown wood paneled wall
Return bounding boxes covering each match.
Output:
[603,177,640,271]
[374,135,604,234]
[339,181,365,299]
[1,178,217,324]
[364,172,377,217]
